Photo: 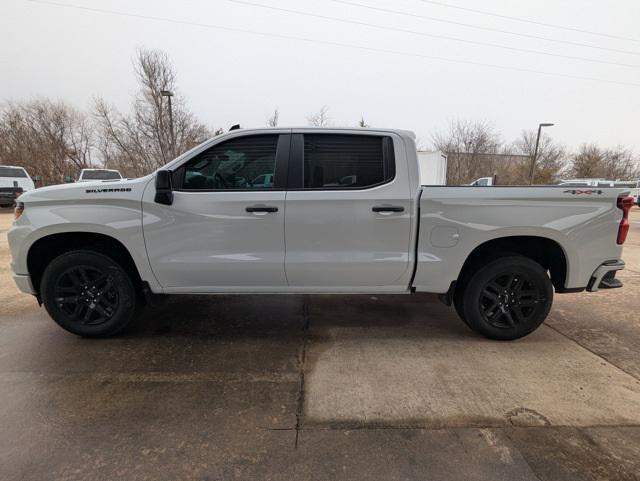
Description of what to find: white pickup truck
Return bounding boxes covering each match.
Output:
[0,165,35,207]
[7,128,633,340]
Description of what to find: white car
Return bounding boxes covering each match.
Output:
[77,169,122,182]
[7,128,633,340]
[0,165,35,207]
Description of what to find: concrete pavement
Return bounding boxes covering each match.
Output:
[1,208,639,480]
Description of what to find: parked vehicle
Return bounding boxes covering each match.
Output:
[77,169,123,182]
[469,176,495,186]
[0,166,34,207]
[8,128,633,340]
[597,180,639,205]
[251,173,274,188]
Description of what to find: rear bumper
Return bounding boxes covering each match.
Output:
[587,260,625,292]
[13,274,36,295]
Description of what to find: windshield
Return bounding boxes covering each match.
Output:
[81,170,121,180]
[0,167,27,178]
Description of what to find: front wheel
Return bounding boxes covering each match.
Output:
[41,250,137,337]
[461,256,553,340]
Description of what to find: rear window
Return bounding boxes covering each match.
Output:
[81,170,121,180]
[303,134,394,189]
[0,167,27,178]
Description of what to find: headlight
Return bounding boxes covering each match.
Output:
[14,202,24,221]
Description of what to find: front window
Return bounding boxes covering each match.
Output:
[181,135,278,190]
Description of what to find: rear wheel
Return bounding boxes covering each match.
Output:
[41,250,137,337]
[461,256,553,340]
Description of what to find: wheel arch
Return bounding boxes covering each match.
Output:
[27,232,144,297]
[456,235,569,292]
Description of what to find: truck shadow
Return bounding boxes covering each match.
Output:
[129,293,477,342]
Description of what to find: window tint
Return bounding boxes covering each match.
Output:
[303,134,393,189]
[0,167,28,178]
[182,135,278,190]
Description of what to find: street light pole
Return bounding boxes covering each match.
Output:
[160,90,175,158]
[530,122,554,185]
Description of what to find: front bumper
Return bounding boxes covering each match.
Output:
[13,274,36,295]
[587,260,625,292]
[0,193,16,205]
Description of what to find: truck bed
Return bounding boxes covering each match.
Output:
[413,186,627,293]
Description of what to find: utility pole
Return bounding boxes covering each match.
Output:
[161,90,175,158]
[530,123,554,185]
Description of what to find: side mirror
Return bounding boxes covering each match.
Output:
[154,170,173,205]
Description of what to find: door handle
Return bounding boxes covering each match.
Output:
[246,205,278,213]
[372,205,404,213]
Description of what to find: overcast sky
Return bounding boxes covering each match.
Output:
[1,0,639,150]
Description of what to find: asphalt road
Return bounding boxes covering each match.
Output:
[1,208,639,481]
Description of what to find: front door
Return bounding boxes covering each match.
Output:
[284,131,413,290]
[143,133,290,291]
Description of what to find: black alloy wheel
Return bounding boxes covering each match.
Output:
[461,256,553,340]
[41,250,136,337]
[478,272,547,330]
[53,265,119,325]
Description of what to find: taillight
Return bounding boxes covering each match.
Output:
[616,196,634,245]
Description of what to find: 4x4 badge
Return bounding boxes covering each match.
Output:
[563,189,603,195]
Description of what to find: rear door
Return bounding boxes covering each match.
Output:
[284,131,413,290]
[143,132,290,290]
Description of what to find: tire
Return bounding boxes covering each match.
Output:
[41,250,137,337]
[461,256,553,341]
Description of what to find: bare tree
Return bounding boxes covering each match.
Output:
[431,119,502,184]
[0,99,95,184]
[602,146,640,179]
[512,130,567,184]
[568,144,640,180]
[94,48,210,177]
[307,106,331,127]
[266,109,279,127]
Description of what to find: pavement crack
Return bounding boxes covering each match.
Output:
[546,323,640,383]
[502,429,544,481]
[294,296,311,449]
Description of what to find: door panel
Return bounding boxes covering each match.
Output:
[284,132,412,288]
[143,191,286,288]
[142,133,288,290]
